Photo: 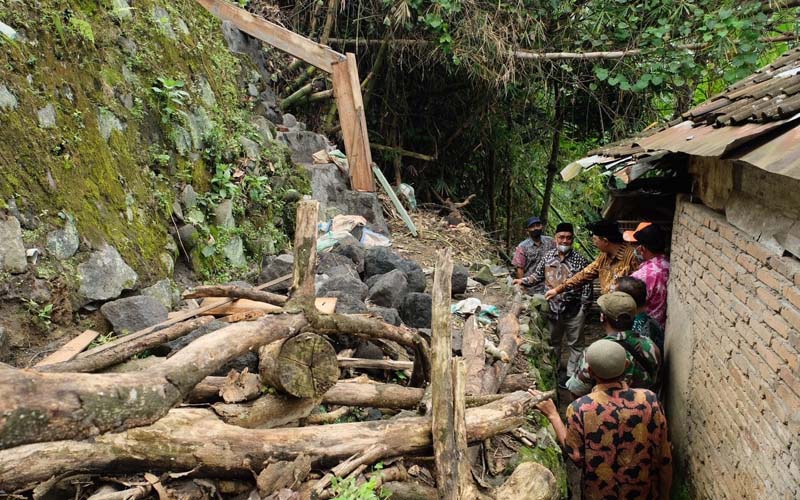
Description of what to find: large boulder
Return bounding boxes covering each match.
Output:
[78,246,138,302]
[364,248,426,292]
[367,306,401,326]
[0,216,27,274]
[399,292,432,328]
[318,252,357,275]
[258,254,294,292]
[317,275,368,301]
[327,291,368,314]
[451,264,469,296]
[277,130,329,163]
[141,279,180,310]
[46,218,79,260]
[100,295,168,335]
[333,235,365,273]
[367,269,407,309]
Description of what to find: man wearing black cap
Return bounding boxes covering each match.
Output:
[513,222,592,384]
[511,216,555,294]
[544,218,638,300]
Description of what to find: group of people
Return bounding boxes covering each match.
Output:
[511,217,673,499]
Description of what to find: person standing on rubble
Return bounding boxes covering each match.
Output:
[544,219,638,300]
[531,338,673,500]
[512,216,555,294]
[512,222,592,387]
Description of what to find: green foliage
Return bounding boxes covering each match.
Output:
[330,466,390,500]
[68,17,94,44]
[22,299,54,327]
[151,77,190,124]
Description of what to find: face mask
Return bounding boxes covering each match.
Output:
[557,245,571,253]
[529,229,543,238]
[634,248,644,262]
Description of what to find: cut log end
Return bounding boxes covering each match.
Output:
[259,332,339,398]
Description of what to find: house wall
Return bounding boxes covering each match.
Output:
[667,195,800,498]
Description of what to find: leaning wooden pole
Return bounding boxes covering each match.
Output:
[430,249,457,499]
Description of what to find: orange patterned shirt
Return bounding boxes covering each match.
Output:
[565,382,672,500]
[554,244,639,295]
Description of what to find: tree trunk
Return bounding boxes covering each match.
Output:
[480,294,525,394]
[0,313,307,449]
[212,393,321,429]
[258,332,339,398]
[487,143,497,232]
[498,373,535,393]
[462,316,485,395]
[291,200,319,299]
[0,391,534,489]
[540,82,564,228]
[182,285,288,306]
[430,250,457,499]
[35,317,214,374]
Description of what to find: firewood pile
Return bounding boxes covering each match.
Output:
[0,201,558,500]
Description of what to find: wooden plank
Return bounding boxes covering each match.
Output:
[372,165,418,237]
[200,297,284,316]
[35,330,101,366]
[76,273,293,359]
[315,297,337,315]
[346,53,375,192]
[194,0,343,73]
[332,57,361,188]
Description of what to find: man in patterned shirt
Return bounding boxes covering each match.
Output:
[532,339,673,500]
[626,224,670,328]
[513,222,592,382]
[511,216,555,294]
[565,291,661,397]
[545,219,638,301]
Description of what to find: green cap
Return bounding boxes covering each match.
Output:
[586,339,628,379]
[597,291,637,321]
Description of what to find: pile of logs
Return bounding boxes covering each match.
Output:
[0,200,557,500]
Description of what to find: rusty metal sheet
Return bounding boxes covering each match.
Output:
[733,125,800,181]
[636,115,800,157]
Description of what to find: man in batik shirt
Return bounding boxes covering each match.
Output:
[513,222,592,383]
[565,292,661,397]
[532,339,673,500]
[512,216,555,294]
[545,219,638,301]
[625,223,670,328]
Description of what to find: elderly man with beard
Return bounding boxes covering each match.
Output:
[513,222,592,387]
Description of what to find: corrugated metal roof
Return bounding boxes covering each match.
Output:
[568,47,800,182]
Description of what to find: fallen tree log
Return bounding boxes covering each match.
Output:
[462,315,485,395]
[336,357,413,371]
[480,294,525,395]
[212,394,321,428]
[0,391,536,489]
[258,332,339,398]
[190,377,504,409]
[200,297,284,316]
[36,317,215,374]
[0,313,308,449]
[183,285,288,306]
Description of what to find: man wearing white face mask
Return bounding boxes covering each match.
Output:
[513,222,592,386]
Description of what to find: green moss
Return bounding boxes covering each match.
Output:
[515,444,568,497]
[0,0,309,285]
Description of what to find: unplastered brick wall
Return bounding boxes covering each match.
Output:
[667,197,800,499]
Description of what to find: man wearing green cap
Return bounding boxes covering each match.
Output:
[531,339,673,499]
[565,291,661,396]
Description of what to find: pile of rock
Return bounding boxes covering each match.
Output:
[260,239,470,330]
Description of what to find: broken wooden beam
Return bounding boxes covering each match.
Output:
[182,285,288,306]
[34,329,102,367]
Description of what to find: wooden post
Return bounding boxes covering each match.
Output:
[430,249,457,499]
[332,54,375,192]
[292,200,319,298]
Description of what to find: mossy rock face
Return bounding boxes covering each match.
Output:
[0,0,309,285]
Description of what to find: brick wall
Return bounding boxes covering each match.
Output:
[666,197,800,499]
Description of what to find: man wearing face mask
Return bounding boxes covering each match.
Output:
[625,223,670,328]
[513,222,592,385]
[511,216,555,294]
